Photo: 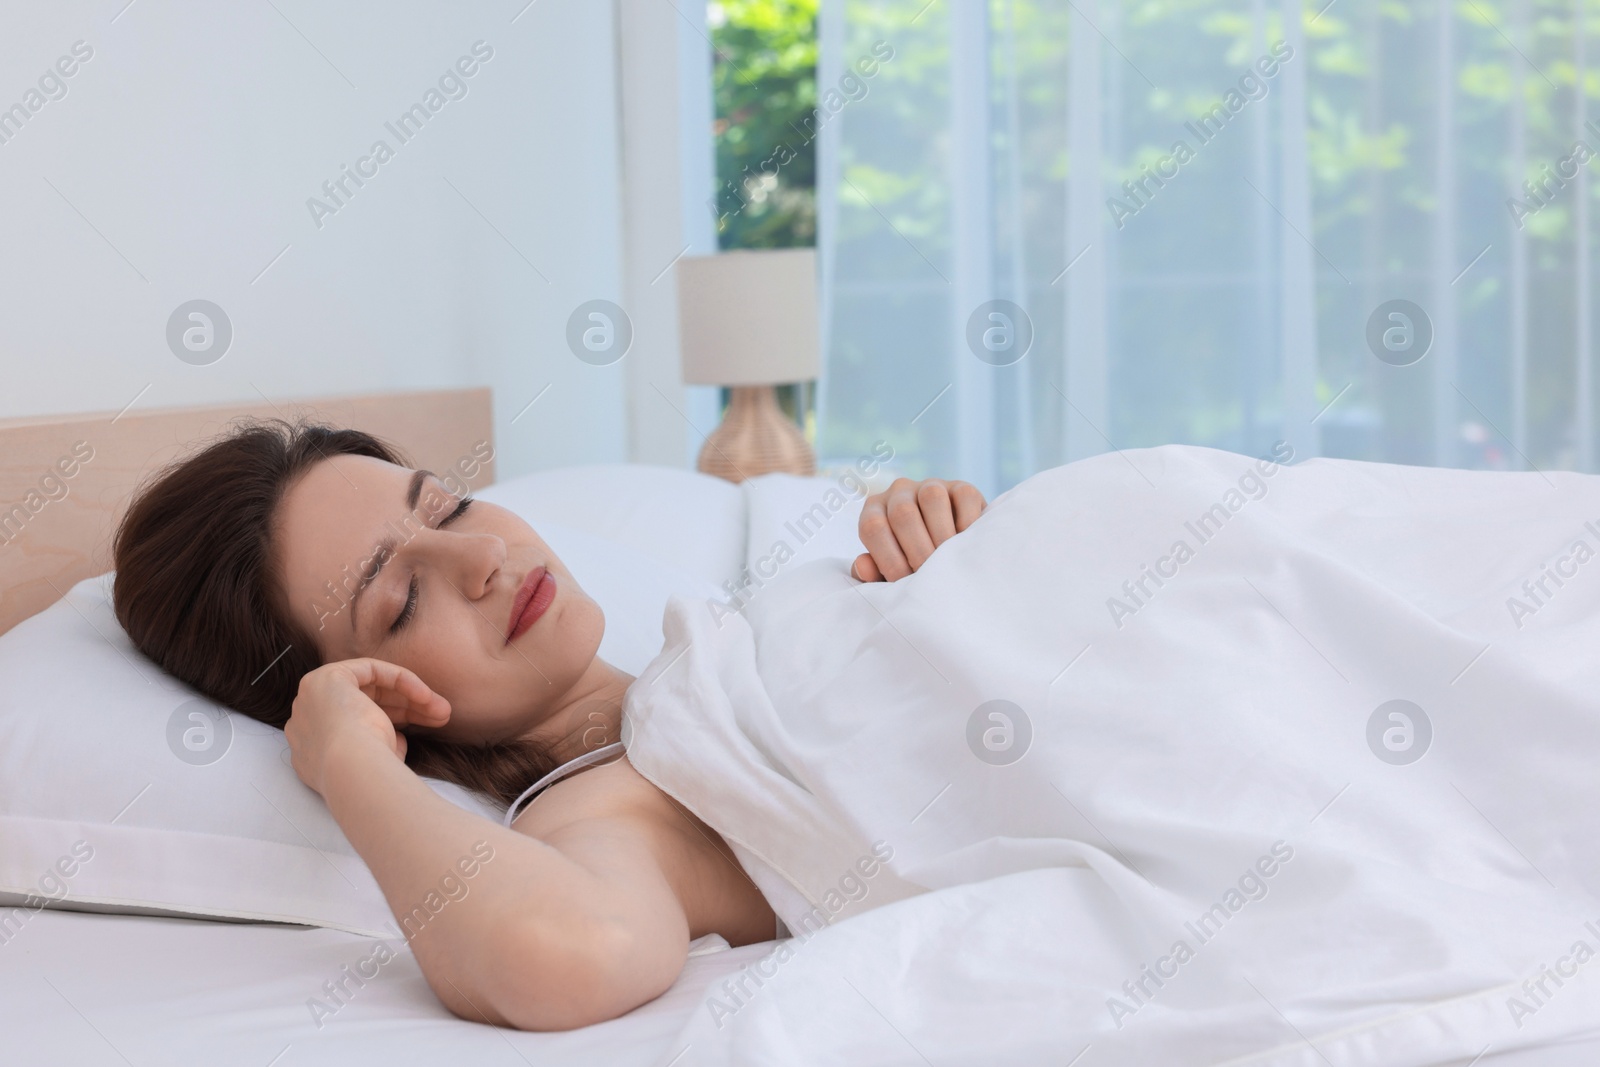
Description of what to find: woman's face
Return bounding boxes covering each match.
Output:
[274,454,605,744]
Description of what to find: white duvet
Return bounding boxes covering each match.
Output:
[622,444,1600,1066]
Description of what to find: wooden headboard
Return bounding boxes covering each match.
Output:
[0,388,495,637]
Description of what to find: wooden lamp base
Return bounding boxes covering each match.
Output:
[696,385,815,483]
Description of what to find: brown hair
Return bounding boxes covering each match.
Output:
[112,418,555,806]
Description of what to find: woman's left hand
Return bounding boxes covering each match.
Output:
[852,477,987,582]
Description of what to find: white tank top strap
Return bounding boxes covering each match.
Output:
[502,741,627,827]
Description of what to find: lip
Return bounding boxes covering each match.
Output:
[506,566,556,644]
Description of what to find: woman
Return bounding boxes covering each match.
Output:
[111,420,987,1031]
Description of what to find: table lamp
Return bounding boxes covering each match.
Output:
[676,247,818,482]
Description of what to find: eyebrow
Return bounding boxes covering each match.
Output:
[350,469,433,636]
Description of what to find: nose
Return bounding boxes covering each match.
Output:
[417,526,504,603]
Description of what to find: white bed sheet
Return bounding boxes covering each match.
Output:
[2,906,1596,1066]
[11,458,1600,1065]
[625,446,1600,1065]
[1482,1039,1600,1067]
[0,906,770,1065]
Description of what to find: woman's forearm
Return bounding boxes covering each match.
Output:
[317,736,627,1028]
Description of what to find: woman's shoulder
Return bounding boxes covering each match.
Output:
[508,751,779,948]
[507,751,669,838]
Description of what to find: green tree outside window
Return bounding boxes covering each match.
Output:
[708,0,821,434]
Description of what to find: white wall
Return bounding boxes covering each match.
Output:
[617,0,722,467]
[0,0,635,478]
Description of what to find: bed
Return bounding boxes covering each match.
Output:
[3,389,1599,1066]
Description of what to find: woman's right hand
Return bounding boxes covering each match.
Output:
[284,658,452,797]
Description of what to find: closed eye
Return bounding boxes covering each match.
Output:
[390,575,418,634]
[389,497,472,634]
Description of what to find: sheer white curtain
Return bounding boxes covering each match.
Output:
[816,0,1598,497]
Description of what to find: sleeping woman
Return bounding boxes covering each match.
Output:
[110,420,987,1032]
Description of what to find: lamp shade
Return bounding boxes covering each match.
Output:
[676,248,819,386]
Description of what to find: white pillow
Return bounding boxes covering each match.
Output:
[740,470,875,584]
[0,472,734,935]
[475,463,744,589]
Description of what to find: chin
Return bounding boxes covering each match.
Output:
[556,597,607,677]
[517,594,606,685]
[434,599,609,746]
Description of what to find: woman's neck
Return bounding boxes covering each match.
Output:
[519,657,635,767]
